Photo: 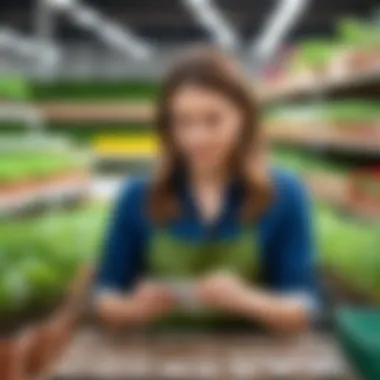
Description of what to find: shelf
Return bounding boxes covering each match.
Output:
[95,153,154,162]
[51,328,352,379]
[0,171,91,216]
[91,129,380,159]
[0,67,376,125]
[307,172,380,220]
[307,172,348,204]
[34,101,154,124]
[260,65,380,104]
[0,70,378,126]
[268,128,380,158]
[2,102,375,157]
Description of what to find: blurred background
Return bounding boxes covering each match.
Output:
[0,0,380,377]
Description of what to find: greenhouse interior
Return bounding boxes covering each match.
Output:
[0,0,380,379]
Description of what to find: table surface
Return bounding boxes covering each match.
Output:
[51,328,356,380]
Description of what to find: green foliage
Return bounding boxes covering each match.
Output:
[0,152,88,185]
[316,206,380,299]
[271,149,348,174]
[0,203,109,317]
[0,76,30,101]
[338,18,380,48]
[273,149,380,301]
[289,17,380,73]
[268,100,380,123]
[322,101,380,122]
[292,39,336,70]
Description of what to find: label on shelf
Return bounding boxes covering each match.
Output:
[93,134,157,158]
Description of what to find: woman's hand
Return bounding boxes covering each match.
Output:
[95,281,176,326]
[128,281,175,323]
[195,271,250,313]
[195,272,310,334]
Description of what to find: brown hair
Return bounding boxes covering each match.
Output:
[149,46,273,224]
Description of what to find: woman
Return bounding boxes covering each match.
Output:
[94,47,318,333]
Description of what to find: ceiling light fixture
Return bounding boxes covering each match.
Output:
[250,0,310,62]
[44,0,153,60]
[182,0,239,50]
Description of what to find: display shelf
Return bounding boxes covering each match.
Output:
[307,172,380,220]
[307,172,348,204]
[0,132,95,217]
[86,124,380,158]
[260,65,380,104]
[269,129,380,158]
[0,170,91,217]
[91,132,380,160]
[2,115,373,158]
[34,101,154,124]
[94,154,154,164]
[340,198,380,221]
[50,328,353,380]
[0,101,153,124]
[24,67,380,117]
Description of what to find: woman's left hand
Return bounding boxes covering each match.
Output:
[195,271,250,313]
[195,272,310,333]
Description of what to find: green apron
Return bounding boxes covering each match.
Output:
[146,227,260,330]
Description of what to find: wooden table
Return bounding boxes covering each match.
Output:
[49,328,356,379]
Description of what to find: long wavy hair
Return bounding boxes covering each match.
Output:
[149,46,273,224]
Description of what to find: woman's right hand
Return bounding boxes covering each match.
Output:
[127,281,175,324]
[95,281,175,326]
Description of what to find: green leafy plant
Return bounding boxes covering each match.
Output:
[0,203,109,326]
[267,100,380,124]
[316,206,380,299]
[290,39,336,72]
[0,76,30,101]
[0,152,88,186]
[338,18,380,48]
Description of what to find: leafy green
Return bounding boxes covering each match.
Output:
[271,149,348,174]
[0,152,88,185]
[267,101,380,123]
[0,76,30,101]
[338,18,380,48]
[317,206,380,298]
[291,39,337,70]
[0,203,109,318]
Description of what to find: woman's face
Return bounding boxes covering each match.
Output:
[170,84,244,173]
